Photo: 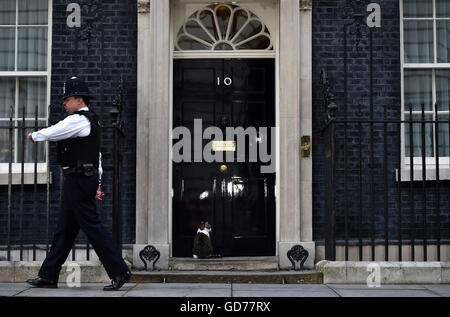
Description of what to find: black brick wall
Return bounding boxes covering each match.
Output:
[312,0,450,244]
[50,0,138,245]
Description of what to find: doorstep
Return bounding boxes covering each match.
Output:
[168,256,279,271]
[130,257,322,284]
[130,270,323,284]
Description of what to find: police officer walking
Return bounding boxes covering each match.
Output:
[26,76,131,291]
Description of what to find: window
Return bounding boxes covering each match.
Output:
[0,0,50,174]
[175,3,273,51]
[401,0,450,165]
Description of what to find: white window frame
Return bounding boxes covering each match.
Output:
[400,0,450,180]
[0,0,52,184]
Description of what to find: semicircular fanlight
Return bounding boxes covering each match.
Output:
[175,3,273,51]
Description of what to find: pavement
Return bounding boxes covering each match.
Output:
[1,282,450,297]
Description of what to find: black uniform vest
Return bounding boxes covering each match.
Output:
[57,110,100,168]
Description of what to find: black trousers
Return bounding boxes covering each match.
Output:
[38,172,128,282]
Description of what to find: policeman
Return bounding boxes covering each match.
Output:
[26,76,131,291]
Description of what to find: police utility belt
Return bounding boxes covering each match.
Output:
[63,163,97,177]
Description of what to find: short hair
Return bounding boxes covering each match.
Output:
[74,96,90,105]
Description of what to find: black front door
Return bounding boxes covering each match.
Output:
[172,58,275,257]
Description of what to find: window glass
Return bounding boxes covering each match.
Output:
[176,3,272,51]
[437,114,449,156]
[216,5,231,40]
[184,19,214,45]
[0,121,15,163]
[177,35,211,50]
[236,35,271,50]
[404,113,434,157]
[0,77,15,118]
[197,10,217,41]
[16,124,46,163]
[403,0,433,18]
[17,27,48,71]
[404,69,433,111]
[436,0,450,18]
[0,1,49,165]
[436,69,450,111]
[19,0,48,25]
[18,77,47,118]
[437,21,450,63]
[234,19,263,44]
[404,21,434,63]
[0,28,15,71]
[0,0,16,25]
[229,9,249,41]
[402,1,450,159]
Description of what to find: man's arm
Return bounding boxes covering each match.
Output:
[28,114,90,142]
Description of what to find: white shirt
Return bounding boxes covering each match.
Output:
[31,107,91,142]
[30,107,103,179]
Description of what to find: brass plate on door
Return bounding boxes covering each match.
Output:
[212,141,236,151]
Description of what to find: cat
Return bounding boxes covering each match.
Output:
[192,221,221,259]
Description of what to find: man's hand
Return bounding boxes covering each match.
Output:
[28,133,36,144]
[96,186,105,201]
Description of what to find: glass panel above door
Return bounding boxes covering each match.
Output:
[175,3,273,51]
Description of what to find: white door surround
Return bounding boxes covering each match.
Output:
[134,0,313,270]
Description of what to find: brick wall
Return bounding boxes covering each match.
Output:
[51,0,138,245]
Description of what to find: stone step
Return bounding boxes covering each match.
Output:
[168,257,279,271]
[130,270,323,284]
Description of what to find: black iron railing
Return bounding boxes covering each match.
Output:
[321,69,450,261]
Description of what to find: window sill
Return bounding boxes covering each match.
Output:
[0,164,51,185]
[0,172,52,185]
[396,168,450,182]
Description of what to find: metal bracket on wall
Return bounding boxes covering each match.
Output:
[138,0,150,14]
[287,245,309,271]
[139,245,161,271]
[299,0,312,11]
[301,135,311,158]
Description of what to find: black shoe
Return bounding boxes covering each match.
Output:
[26,277,57,288]
[103,271,132,291]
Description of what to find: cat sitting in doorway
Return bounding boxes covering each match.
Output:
[192,221,221,259]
